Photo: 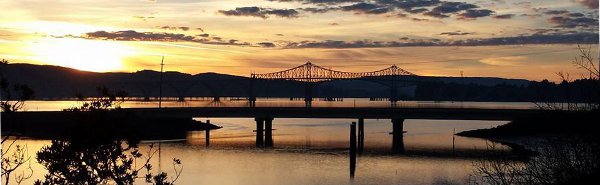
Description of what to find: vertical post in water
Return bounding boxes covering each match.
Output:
[350,122,357,178]
[452,128,456,154]
[159,56,164,108]
[358,118,364,154]
[265,117,273,147]
[158,141,162,170]
[255,118,264,147]
[391,118,405,154]
[205,120,211,147]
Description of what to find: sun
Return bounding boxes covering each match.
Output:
[29,38,134,72]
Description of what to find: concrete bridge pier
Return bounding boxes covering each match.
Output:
[255,117,274,147]
[391,118,405,154]
[265,118,274,147]
[255,118,264,147]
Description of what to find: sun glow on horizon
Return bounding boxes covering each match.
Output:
[28,38,135,72]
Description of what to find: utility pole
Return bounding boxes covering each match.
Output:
[159,56,164,108]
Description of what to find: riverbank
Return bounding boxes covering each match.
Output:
[458,110,600,184]
[458,110,599,152]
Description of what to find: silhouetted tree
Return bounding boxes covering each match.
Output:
[34,140,182,185]
[534,45,600,111]
[65,86,124,112]
[0,59,34,112]
[1,140,33,185]
[35,88,182,185]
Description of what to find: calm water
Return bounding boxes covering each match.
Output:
[4,100,518,185]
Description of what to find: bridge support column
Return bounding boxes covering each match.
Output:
[358,118,364,154]
[255,118,264,147]
[265,117,274,147]
[391,118,405,154]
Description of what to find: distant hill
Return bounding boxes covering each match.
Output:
[1,63,535,101]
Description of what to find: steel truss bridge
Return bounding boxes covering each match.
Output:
[249,62,417,105]
[251,62,414,82]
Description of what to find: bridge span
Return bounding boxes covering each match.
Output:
[130,107,543,149]
[129,107,541,120]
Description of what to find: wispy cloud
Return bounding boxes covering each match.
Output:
[218,6,299,18]
[439,31,474,36]
[82,30,252,46]
[280,32,598,48]
[493,14,515,19]
[479,56,527,66]
[158,26,191,31]
[226,0,497,20]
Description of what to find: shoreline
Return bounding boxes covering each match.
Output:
[456,110,599,157]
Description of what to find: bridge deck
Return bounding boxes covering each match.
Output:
[129,107,544,120]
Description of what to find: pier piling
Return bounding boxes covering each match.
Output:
[205,120,211,147]
[350,122,357,178]
[255,118,264,147]
[358,118,364,154]
[265,118,273,147]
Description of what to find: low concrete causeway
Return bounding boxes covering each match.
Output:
[129,107,542,120]
[129,107,543,148]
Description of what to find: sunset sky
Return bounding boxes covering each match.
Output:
[0,0,598,81]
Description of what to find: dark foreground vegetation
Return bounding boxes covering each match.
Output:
[460,111,600,185]
[3,119,188,185]
[34,137,183,185]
